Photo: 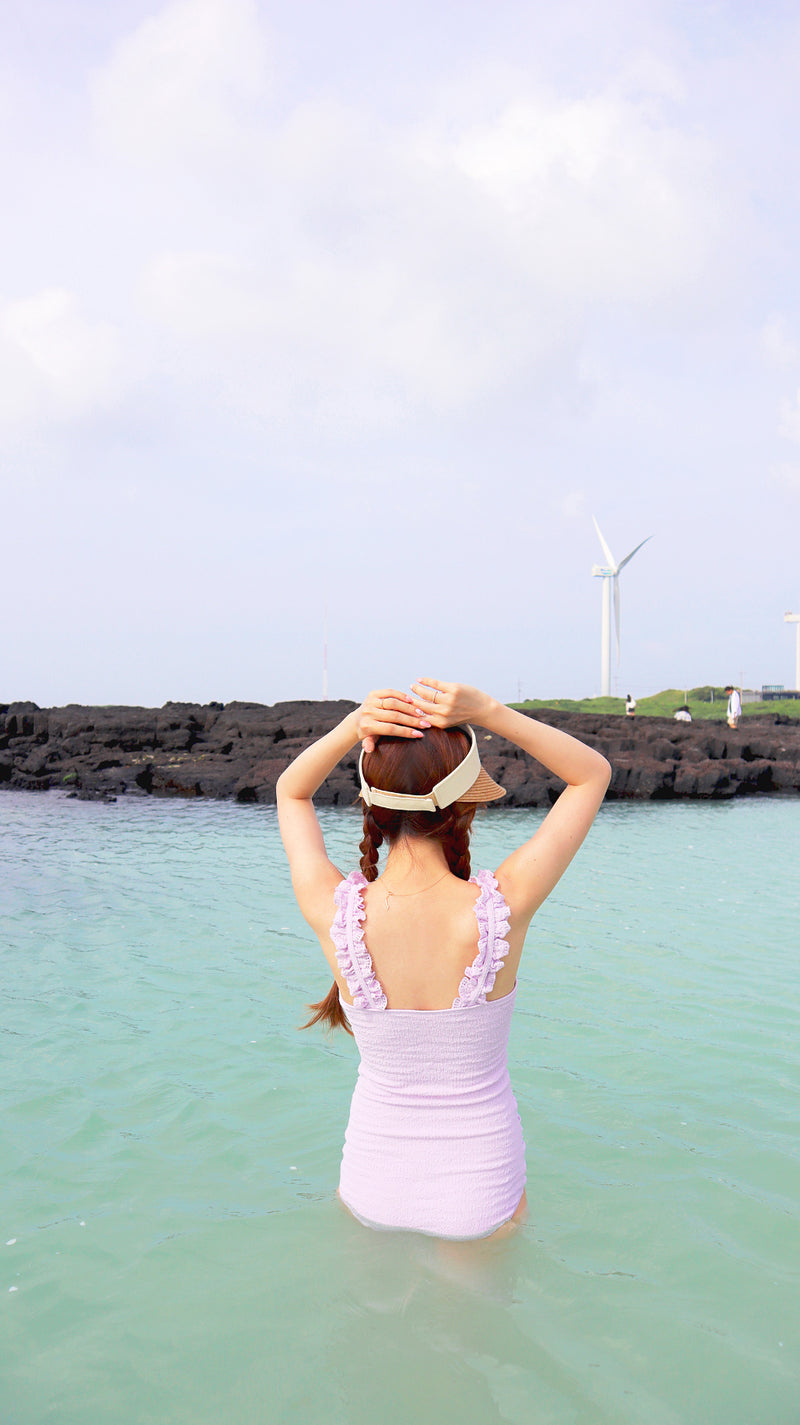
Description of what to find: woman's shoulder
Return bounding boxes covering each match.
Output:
[471,867,498,886]
[471,867,509,903]
[333,868,368,904]
[340,868,368,887]
[293,864,360,940]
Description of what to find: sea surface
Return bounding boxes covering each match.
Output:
[1,790,798,1425]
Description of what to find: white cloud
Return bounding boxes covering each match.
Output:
[70,3,737,440]
[116,64,727,431]
[779,388,800,444]
[760,315,799,368]
[136,241,503,429]
[772,461,800,493]
[90,0,271,164]
[139,252,268,338]
[0,290,123,426]
[413,86,722,306]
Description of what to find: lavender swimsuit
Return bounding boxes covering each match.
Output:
[331,869,526,1240]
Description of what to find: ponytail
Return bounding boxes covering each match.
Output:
[302,982,353,1036]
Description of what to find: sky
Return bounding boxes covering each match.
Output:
[2,0,800,708]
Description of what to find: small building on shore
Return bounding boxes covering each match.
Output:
[762,685,800,702]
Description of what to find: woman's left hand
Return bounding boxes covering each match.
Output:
[356,689,430,753]
[409,679,494,728]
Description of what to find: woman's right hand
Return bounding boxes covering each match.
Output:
[356,689,430,753]
[409,679,495,728]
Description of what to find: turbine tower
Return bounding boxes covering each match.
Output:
[785,611,800,692]
[591,517,652,697]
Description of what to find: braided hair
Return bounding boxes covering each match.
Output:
[359,803,474,882]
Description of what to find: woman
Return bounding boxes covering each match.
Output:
[277,679,611,1240]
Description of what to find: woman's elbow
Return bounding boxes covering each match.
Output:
[275,769,310,804]
[594,753,613,788]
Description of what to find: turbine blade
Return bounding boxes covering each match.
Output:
[592,515,617,570]
[617,535,652,572]
[614,575,621,664]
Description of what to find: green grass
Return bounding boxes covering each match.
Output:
[511,688,800,721]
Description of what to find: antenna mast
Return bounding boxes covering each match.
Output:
[786,611,800,692]
[322,604,328,701]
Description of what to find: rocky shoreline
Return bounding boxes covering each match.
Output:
[2,699,800,806]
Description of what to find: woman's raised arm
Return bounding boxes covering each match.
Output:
[276,690,428,924]
[410,679,611,924]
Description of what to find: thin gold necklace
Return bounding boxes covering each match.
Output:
[378,870,450,911]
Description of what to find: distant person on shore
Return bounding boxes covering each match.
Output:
[625,694,636,717]
[725,685,741,729]
[277,679,611,1241]
[674,705,692,722]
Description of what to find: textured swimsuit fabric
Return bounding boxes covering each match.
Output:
[331,870,527,1239]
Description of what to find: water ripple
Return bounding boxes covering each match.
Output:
[1,791,798,1423]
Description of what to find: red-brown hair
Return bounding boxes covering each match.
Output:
[304,727,477,1033]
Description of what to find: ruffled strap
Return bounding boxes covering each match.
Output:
[452,869,511,1008]
[330,872,387,1011]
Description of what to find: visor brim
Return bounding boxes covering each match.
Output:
[453,766,506,804]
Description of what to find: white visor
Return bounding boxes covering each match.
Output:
[358,725,502,812]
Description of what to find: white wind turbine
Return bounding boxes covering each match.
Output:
[591,517,652,697]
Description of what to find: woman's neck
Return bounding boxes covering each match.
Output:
[380,836,450,889]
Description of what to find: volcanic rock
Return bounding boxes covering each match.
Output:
[1,700,799,805]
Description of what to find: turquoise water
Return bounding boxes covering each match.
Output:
[1,790,798,1424]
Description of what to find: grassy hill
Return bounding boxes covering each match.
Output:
[511,687,800,721]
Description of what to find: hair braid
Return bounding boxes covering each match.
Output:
[442,806,474,881]
[359,808,384,881]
